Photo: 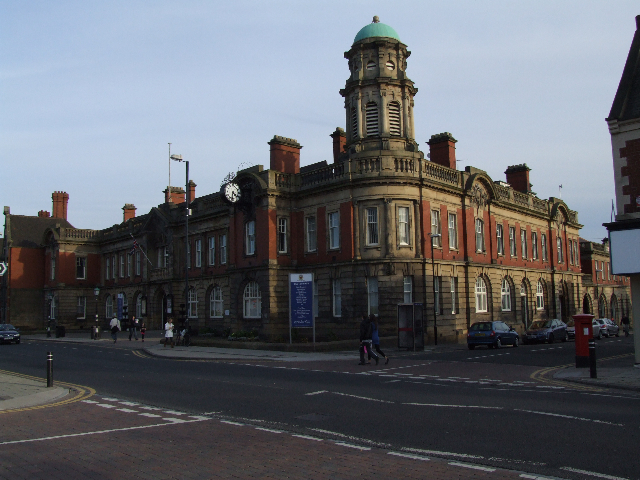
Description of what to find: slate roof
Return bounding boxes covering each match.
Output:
[608,16,640,121]
[7,215,74,248]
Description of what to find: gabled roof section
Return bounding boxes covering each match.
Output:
[8,215,74,248]
[608,15,640,121]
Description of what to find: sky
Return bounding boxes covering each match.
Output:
[1,1,638,242]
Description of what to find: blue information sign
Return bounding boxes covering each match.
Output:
[290,273,313,328]
[117,293,124,320]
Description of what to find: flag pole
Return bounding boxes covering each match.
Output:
[130,233,153,266]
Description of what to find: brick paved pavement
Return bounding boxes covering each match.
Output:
[0,395,547,480]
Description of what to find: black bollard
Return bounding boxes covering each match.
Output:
[588,339,597,379]
[47,351,53,387]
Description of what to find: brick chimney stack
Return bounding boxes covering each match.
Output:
[164,186,185,204]
[123,204,136,222]
[51,191,69,220]
[505,164,532,194]
[269,136,302,174]
[187,180,196,204]
[38,210,50,218]
[330,128,347,163]
[427,132,457,170]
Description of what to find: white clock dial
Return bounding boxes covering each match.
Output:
[224,182,240,203]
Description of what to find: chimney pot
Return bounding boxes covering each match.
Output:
[330,128,347,163]
[427,132,457,169]
[123,204,136,222]
[505,164,532,194]
[268,135,302,174]
[38,210,51,218]
[51,191,69,220]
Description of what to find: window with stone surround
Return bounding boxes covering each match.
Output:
[509,227,516,257]
[532,232,538,260]
[243,282,261,318]
[389,101,401,136]
[475,277,488,313]
[521,229,528,259]
[496,224,504,255]
[398,207,410,246]
[365,102,379,136]
[541,234,548,261]
[278,217,288,253]
[431,210,441,247]
[328,212,339,250]
[449,213,458,250]
[501,278,511,311]
[76,256,86,280]
[306,216,317,252]
[245,221,256,256]
[366,207,379,246]
[475,219,484,252]
[210,286,223,318]
[77,296,86,319]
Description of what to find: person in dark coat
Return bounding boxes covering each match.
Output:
[359,314,379,365]
[621,316,630,337]
[370,314,389,364]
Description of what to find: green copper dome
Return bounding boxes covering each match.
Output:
[354,16,400,43]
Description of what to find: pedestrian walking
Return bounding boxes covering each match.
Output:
[359,314,379,365]
[140,321,146,342]
[164,317,174,348]
[370,314,389,365]
[109,316,121,343]
[129,315,140,341]
[621,316,630,337]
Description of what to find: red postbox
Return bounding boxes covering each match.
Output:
[573,314,594,368]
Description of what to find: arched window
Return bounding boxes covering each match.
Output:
[501,278,511,311]
[365,102,379,136]
[475,277,487,313]
[536,280,544,310]
[350,107,358,139]
[243,281,262,318]
[135,294,142,317]
[610,295,618,321]
[188,288,198,318]
[598,295,606,319]
[388,101,401,136]
[120,292,128,318]
[105,294,113,318]
[210,286,223,318]
[583,294,592,314]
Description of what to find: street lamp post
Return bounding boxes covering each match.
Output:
[93,287,100,340]
[595,267,603,317]
[429,233,442,345]
[170,153,189,326]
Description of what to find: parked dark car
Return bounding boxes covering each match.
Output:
[467,321,519,350]
[523,319,568,344]
[0,324,21,344]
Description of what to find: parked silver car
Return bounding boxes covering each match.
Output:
[592,319,604,339]
[602,318,620,337]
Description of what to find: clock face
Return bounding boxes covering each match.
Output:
[224,182,240,203]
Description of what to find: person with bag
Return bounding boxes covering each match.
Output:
[140,320,146,342]
[358,314,379,365]
[621,316,630,337]
[129,315,140,341]
[370,314,389,365]
[164,317,174,348]
[109,315,121,343]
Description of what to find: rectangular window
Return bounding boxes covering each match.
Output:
[496,224,504,255]
[76,256,86,280]
[332,279,341,317]
[574,240,579,266]
[51,253,56,280]
[448,213,458,249]
[398,207,410,245]
[403,276,412,303]
[569,240,574,265]
[220,234,227,264]
[76,296,86,319]
[431,210,441,247]
[211,288,223,318]
[521,229,527,259]
[475,219,484,252]
[557,236,563,264]
[278,217,288,253]
[368,277,379,315]
[105,257,110,280]
[366,207,378,245]
[450,277,457,314]
[195,239,202,267]
[119,255,125,278]
[112,255,117,279]
[541,234,548,261]
[509,227,516,257]
[245,221,256,255]
[208,237,215,266]
[135,251,141,276]
[532,232,538,260]
[306,216,317,252]
[127,253,132,277]
[328,212,340,250]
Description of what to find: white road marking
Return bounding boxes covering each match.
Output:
[332,392,394,403]
[163,418,187,423]
[97,404,116,409]
[138,406,162,410]
[220,420,244,426]
[255,427,283,433]
[81,400,99,404]
[138,413,162,418]
[403,448,483,459]
[448,377,470,379]
[100,397,119,401]
[305,390,328,396]
[335,442,371,451]
[0,419,210,445]
[520,475,555,479]
[404,403,503,410]
[560,466,629,480]
[449,461,495,472]
[162,410,185,415]
[189,416,210,420]
[116,408,138,413]
[292,434,322,441]
[384,380,401,383]
[388,452,429,461]
[515,409,623,426]
[119,401,139,406]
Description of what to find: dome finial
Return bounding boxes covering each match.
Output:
[372,16,380,23]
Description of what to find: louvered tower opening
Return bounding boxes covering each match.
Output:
[351,107,358,139]
[365,102,379,136]
[389,102,401,136]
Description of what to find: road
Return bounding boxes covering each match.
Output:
[1,335,638,480]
